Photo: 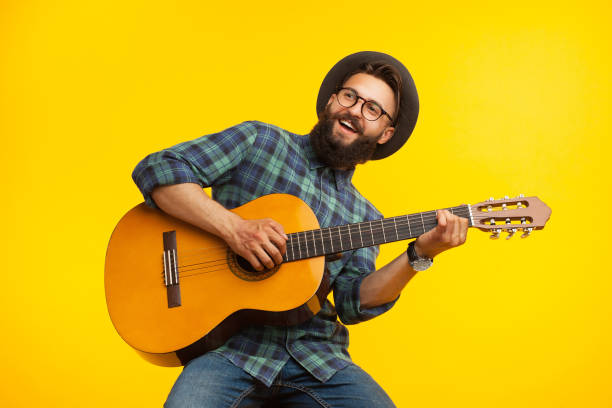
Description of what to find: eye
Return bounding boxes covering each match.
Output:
[366,102,381,114]
[343,90,356,100]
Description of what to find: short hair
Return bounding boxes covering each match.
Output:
[339,61,403,123]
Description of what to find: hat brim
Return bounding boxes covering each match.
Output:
[316,51,419,160]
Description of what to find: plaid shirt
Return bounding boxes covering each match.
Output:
[132,121,398,386]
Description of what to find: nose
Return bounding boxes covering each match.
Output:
[347,97,365,118]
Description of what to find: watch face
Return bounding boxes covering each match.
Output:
[413,258,433,271]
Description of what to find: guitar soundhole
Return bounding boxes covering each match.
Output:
[227,250,279,281]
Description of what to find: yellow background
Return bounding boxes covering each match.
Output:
[1,0,610,406]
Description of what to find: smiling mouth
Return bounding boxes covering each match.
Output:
[338,119,357,133]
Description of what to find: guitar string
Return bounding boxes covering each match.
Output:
[176,208,474,260]
[159,208,530,281]
[162,217,465,280]
[174,209,475,265]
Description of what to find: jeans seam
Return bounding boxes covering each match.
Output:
[275,381,331,408]
[229,384,257,408]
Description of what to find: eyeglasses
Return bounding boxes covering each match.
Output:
[335,87,394,123]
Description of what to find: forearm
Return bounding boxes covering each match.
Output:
[151,183,240,241]
[359,208,470,309]
[359,251,418,309]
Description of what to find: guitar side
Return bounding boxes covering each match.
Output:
[104,194,325,366]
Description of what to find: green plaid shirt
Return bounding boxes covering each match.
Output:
[132,121,398,386]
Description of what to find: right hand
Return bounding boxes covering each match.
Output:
[224,217,288,271]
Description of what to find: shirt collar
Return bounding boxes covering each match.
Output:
[299,134,354,191]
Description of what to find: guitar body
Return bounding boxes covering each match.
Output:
[104,194,326,367]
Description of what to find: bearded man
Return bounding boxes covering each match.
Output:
[132,51,469,407]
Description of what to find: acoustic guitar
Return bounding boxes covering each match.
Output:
[104,193,551,367]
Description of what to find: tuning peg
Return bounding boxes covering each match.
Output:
[518,193,525,198]
[504,195,509,199]
[490,229,501,239]
[521,227,533,238]
[506,228,517,240]
[488,197,495,202]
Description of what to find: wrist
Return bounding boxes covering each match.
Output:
[413,240,433,259]
[407,241,433,271]
[215,211,243,241]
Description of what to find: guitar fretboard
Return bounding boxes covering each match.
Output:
[283,205,473,262]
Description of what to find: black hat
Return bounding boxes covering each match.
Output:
[316,51,419,160]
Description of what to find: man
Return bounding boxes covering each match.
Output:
[132,51,468,407]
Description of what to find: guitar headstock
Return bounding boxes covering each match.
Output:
[471,195,551,239]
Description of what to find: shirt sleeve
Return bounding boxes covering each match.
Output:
[131,121,259,208]
[332,245,400,325]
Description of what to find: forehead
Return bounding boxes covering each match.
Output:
[342,73,396,112]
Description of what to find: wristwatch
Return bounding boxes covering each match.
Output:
[407,241,433,271]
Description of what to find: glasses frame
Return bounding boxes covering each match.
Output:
[335,87,395,124]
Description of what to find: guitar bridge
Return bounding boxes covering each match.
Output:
[163,231,181,308]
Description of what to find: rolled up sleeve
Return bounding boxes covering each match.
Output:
[131,121,259,208]
[332,245,399,325]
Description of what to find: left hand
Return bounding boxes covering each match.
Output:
[414,210,469,259]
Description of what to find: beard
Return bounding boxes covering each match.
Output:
[309,107,381,170]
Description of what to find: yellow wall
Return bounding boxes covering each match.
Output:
[1,0,610,406]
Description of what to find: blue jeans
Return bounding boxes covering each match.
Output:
[164,352,396,407]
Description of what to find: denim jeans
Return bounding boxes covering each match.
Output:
[164,352,396,407]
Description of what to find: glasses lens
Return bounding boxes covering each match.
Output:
[337,89,357,108]
[363,102,382,121]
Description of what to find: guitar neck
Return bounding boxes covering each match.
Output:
[283,204,473,262]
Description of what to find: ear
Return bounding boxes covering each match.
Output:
[377,127,395,145]
[326,94,334,107]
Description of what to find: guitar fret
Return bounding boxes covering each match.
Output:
[369,221,374,245]
[338,227,343,251]
[393,217,399,240]
[358,223,364,247]
[328,228,334,253]
[420,213,425,235]
[297,232,302,259]
[320,229,325,255]
[348,224,354,249]
[406,215,412,237]
[311,230,316,257]
[380,219,386,243]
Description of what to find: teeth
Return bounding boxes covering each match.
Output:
[340,120,355,131]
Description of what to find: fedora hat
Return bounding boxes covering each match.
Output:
[316,51,419,160]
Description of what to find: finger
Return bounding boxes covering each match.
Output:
[443,213,456,243]
[253,246,275,270]
[242,251,263,272]
[460,217,469,243]
[437,210,448,228]
[267,229,287,256]
[452,216,462,245]
[268,219,288,240]
[262,240,284,265]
